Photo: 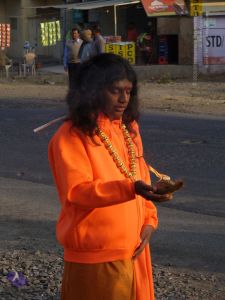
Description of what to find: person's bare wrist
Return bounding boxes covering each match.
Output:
[134,180,144,195]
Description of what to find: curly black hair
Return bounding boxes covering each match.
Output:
[66,53,140,136]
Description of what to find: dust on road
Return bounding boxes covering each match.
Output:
[0,74,225,117]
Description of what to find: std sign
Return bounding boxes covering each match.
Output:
[203,28,225,64]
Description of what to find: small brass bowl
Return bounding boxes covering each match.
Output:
[154,179,184,195]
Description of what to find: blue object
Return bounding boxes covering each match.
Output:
[7,271,27,288]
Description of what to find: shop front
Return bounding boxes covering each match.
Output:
[196,15,225,74]
[87,0,191,65]
[27,7,62,62]
[192,1,225,74]
[28,0,191,66]
[22,0,224,76]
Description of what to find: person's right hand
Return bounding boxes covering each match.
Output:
[134,180,173,202]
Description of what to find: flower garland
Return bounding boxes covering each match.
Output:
[96,124,136,181]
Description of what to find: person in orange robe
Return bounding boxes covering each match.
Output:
[48,53,172,300]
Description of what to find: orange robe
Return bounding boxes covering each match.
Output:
[48,115,158,299]
[61,260,136,300]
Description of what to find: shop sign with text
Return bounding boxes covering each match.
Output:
[105,42,135,64]
[141,0,187,16]
[203,28,225,64]
[190,0,202,16]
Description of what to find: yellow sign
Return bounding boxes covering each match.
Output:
[105,43,116,54]
[125,43,135,65]
[105,42,135,64]
[190,0,202,16]
[116,44,126,57]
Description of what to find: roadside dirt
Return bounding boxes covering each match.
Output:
[140,80,225,117]
[0,73,225,117]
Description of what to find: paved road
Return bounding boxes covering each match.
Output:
[141,112,225,218]
[0,107,224,273]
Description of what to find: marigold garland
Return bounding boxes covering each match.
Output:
[96,124,136,181]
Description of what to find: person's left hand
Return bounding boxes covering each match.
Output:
[134,180,173,202]
[133,225,154,259]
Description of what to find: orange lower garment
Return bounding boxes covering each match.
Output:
[61,259,135,300]
[61,246,154,300]
[134,246,154,300]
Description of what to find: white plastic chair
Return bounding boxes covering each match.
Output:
[0,59,12,78]
[5,60,13,78]
[22,52,36,76]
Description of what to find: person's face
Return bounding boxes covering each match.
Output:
[103,79,133,120]
[72,30,79,40]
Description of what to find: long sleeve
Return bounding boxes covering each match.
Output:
[63,44,68,68]
[48,127,135,209]
[93,36,105,55]
[133,121,158,230]
[98,37,105,53]
[144,200,158,229]
[143,159,158,229]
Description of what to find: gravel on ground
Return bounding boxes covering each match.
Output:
[1,250,225,300]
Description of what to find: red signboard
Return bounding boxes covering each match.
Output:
[141,0,187,16]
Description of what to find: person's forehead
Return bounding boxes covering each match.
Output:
[111,79,133,87]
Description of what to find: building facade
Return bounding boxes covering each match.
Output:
[0,0,225,74]
[0,0,63,60]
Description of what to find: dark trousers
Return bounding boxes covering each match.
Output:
[67,63,80,89]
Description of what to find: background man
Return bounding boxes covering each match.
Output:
[63,27,82,88]
[92,25,105,55]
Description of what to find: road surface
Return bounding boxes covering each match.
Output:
[0,107,224,273]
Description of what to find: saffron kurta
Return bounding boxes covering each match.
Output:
[48,115,158,299]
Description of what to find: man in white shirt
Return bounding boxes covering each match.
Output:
[63,27,82,88]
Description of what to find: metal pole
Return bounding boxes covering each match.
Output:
[61,0,68,63]
[114,5,117,36]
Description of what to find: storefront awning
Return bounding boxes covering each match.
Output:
[26,0,140,10]
[26,0,141,36]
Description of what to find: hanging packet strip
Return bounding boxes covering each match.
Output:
[40,20,61,46]
[0,23,10,49]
